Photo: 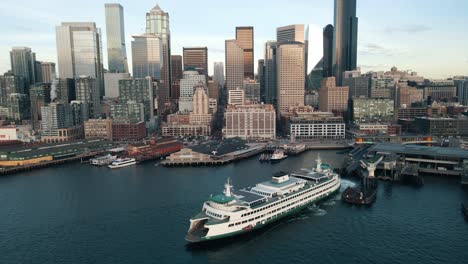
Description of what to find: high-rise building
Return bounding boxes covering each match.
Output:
[225,40,244,91]
[75,76,101,118]
[70,100,89,126]
[258,59,265,102]
[228,88,245,106]
[131,34,162,79]
[41,102,72,133]
[236,27,254,80]
[352,97,394,123]
[289,111,345,140]
[369,76,394,99]
[10,47,36,87]
[40,62,56,83]
[213,62,225,88]
[171,55,183,100]
[421,80,457,102]
[277,24,305,44]
[111,101,145,122]
[323,25,334,78]
[264,41,278,105]
[333,0,358,85]
[223,104,276,140]
[207,80,219,100]
[189,84,211,125]
[454,77,468,105]
[7,93,29,121]
[179,71,206,112]
[104,72,130,98]
[118,77,154,121]
[343,69,368,98]
[34,61,42,83]
[146,4,171,110]
[244,79,261,104]
[0,75,24,106]
[105,3,128,73]
[56,78,76,104]
[305,24,324,78]
[396,84,423,107]
[276,42,305,115]
[319,77,349,114]
[183,47,208,78]
[30,83,52,130]
[56,22,104,95]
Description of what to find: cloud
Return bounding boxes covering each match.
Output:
[358,42,404,57]
[385,25,432,34]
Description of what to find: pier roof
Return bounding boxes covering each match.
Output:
[370,143,468,160]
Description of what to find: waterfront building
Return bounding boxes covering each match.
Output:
[264,41,278,105]
[10,47,36,86]
[323,24,334,78]
[104,72,130,98]
[7,93,29,121]
[112,120,146,141]
[276,42,305,115]
[289,111,345,140]
[131,34,162,79]
[179,71,206,113]
[333,0,358,85]
[145,4,171,109]
[244,79,260,104]
[225,39,244,91]
[75,76,101,118]
[105,3,128,73]
[84,118,113,140]
[213,62,225,88]
[413,117,468,137]
[118,77,154,121]
[228,88,245,106]
[421,80,457,102]
[183,47,208,78]
[39,62,56,83]
[352,97,394,123]
[369,76,394,99]
[30,83,52,130]
[56,78,76,104]
[0,75,25,106]
[319,77,348,114]
[236,27,254,80]
[56,22,104,95]
[171,55,183,100]
[162,124,211,137]
[223,104,276,140]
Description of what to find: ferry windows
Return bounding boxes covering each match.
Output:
[228,224,234,227]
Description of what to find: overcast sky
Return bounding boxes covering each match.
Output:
[1,0,467,78]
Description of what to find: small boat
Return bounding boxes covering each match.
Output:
[108,158,137,169]
[342,186,376,205]
[90,154,117,166]
[270,149,287,163]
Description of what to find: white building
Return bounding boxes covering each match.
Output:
[223,104,276,140]
[289,111,345,140]
[179,71,206,112]
[228,87,245,106]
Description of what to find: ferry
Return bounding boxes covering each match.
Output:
[186,157,341,243]
[90,154,117,166]
[270,149,287,163]
[108,158,137,169]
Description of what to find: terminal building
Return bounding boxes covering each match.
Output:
[289,111,345,140]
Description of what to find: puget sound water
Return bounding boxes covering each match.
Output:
[0,150,467,264]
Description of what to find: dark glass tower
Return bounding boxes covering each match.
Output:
[323,24,334,78]
[235,27,254,80]
[333,0,358,85]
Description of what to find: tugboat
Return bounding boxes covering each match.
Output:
[342,185,377,205]
[270,149,287,163]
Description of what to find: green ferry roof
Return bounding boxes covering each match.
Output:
[210,194,235,204]
[321,164,332,170]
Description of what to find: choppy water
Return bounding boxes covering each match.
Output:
[0,150,467,264]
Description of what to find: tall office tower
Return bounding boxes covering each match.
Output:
[56,22,104,95]
[183,47,208,77]
[40,62,56,83]
[171,55,183,100]
[104,72,130,98]
[277,24,305,43]
[276,42,305,115]
[305,24,325,89]
[333,0,358,85]
[454,77,468,105]
[0,75,24,106]
[41,102,72,133]
[34,61,42,83]
[7,93,30,121]
[10,47,36,87]
[70,100,89,126]
[75,76,101,118]
[131,34,162,79]
[146,4,171,109]
[105,3,128,73]
[56,78,76,103]
[213,62,225,88]
[264,41,278,106]
[225,40,244,91]
[179,71,206,113]
[118,77,154,121]
[30,83,52,130]
[323,25,334,78]
[319,77,349,114]
[258,59,265,102]
[235,27,254,79]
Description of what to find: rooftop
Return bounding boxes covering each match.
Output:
[210,194,235,204]
[191,138,248,156]
[370,143,468,160]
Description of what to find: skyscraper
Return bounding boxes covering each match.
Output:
[30,83,51,130]
[56,22,104,95]
[183,47,208,77]
[258,59,265,102]
[276,42,305,115]
[75,76,101,118]
[56,78,76,104]
[225,40,244,91]
[213,62,225,88]
[179,71,206,113]
[131,34,162,79]
[146,4,171,110]
[277,24,305,44]
[171,55,183,100]
[10,47,36,87]
[323,25,334,78]
[235,27,254,80]
[264,41,278,105]
[118,77,154,121]
[0,75,24,106]
[333,0,358,85]
[40,62,56,83]
[319,77,349,113]
[105,3,128,73]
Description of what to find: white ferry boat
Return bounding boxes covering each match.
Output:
[186,157,341,243]
[270,149,287,163]
[108,158,136,169]
[90,154,117,166]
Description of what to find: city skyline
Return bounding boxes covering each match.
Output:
[0,0,468,78]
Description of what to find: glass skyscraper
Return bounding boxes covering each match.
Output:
[105,3,128,73]
[131,34,162,80]
[10,47,36,87]
[235,27,254,80]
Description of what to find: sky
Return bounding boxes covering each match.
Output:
[0,0,467,78]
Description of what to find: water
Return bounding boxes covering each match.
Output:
[1,150,467,264]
